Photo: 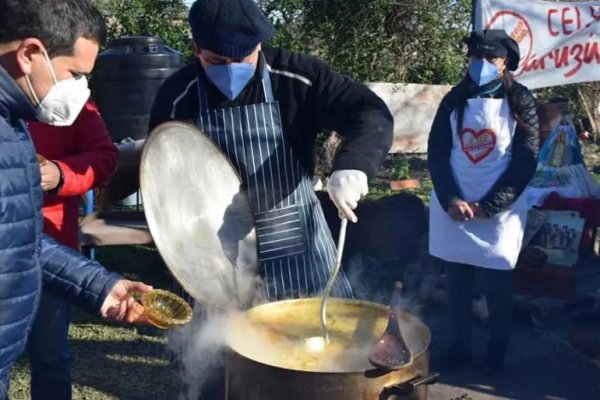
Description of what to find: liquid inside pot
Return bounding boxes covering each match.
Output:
[226,298,429,373]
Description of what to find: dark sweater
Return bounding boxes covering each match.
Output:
[427,77,539,216]
[149,46,394,179]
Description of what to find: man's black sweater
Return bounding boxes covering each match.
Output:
[149,46,394,180]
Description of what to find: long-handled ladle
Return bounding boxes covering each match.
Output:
[305,218,348,352]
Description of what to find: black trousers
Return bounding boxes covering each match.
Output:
[443,260,514,363]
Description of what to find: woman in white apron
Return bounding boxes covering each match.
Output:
[428,30,539,373]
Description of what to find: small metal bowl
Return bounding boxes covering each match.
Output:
[141,289,193,329]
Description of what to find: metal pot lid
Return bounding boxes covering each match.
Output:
[140,122,258,308]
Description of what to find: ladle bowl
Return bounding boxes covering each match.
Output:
[368,282,413,370]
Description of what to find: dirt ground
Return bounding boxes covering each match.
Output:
[339,255,600,400]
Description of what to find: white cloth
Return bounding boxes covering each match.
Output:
[429,98,530,270]
[327,169,368,223]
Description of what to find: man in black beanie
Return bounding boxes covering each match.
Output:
[149,0,393,302]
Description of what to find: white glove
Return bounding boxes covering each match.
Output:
[326,169,368,223]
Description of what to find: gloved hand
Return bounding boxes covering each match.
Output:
[326,169,368,223]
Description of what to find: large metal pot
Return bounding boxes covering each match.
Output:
[225,298,435,400]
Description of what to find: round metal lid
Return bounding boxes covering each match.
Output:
[140,122,258,308]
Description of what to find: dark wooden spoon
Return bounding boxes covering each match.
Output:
[368,282,413,370]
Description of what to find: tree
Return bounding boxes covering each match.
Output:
[260,0,472,84]
[260,0,598,140]
[537,82,600,142]
[93,0,598,140]
[94,0,191,58]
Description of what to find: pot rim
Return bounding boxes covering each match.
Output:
[226,297,432,374]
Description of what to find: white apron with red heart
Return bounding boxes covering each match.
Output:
[429,97,530,270]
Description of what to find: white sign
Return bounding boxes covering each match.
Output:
[366,83,452,153]
[475,0,600,89]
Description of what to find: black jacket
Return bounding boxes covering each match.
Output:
[427,78,539,216]
[149,46,393,179]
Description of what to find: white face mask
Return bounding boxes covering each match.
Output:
[24,50,90,126]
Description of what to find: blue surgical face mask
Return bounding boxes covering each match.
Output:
[203,61,256,100]
[468,58,501,87]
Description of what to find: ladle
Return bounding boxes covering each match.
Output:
[304,218,348,352]
[368,282,413,370]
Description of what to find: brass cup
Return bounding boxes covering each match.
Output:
[140,289,193,329]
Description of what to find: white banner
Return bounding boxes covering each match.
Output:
[475,0,600,89]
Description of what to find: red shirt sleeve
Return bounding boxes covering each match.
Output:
[54,100,118,196]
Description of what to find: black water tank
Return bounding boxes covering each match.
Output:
[92,36,183,142]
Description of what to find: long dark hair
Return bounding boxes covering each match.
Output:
[455,71,534,136]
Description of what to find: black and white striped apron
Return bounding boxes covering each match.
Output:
[195,57,353,301]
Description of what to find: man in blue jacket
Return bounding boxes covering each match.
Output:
[0,1,153,397]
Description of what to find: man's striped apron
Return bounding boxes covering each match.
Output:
[194,57,352,301]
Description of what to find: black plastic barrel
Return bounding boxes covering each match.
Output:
[92,36,183,142]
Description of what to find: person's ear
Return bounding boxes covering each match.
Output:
[15,38,45,75]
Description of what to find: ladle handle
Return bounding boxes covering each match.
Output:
[320,218,348,343]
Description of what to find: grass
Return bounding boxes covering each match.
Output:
[366,154,433,204]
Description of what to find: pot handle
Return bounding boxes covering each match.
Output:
[381,372,439,398]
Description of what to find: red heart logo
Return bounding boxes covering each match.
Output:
[459,128,497,164]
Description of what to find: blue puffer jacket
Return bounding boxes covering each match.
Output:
[0,65,120,391]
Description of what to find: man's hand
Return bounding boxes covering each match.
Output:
[39,158,62,192]
[327,169,368,223]
[469,202,487,219]
[448,200,475,221]
[100,280,153,324]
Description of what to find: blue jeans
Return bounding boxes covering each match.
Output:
[444,260,513,364]
[27,291,73,400]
